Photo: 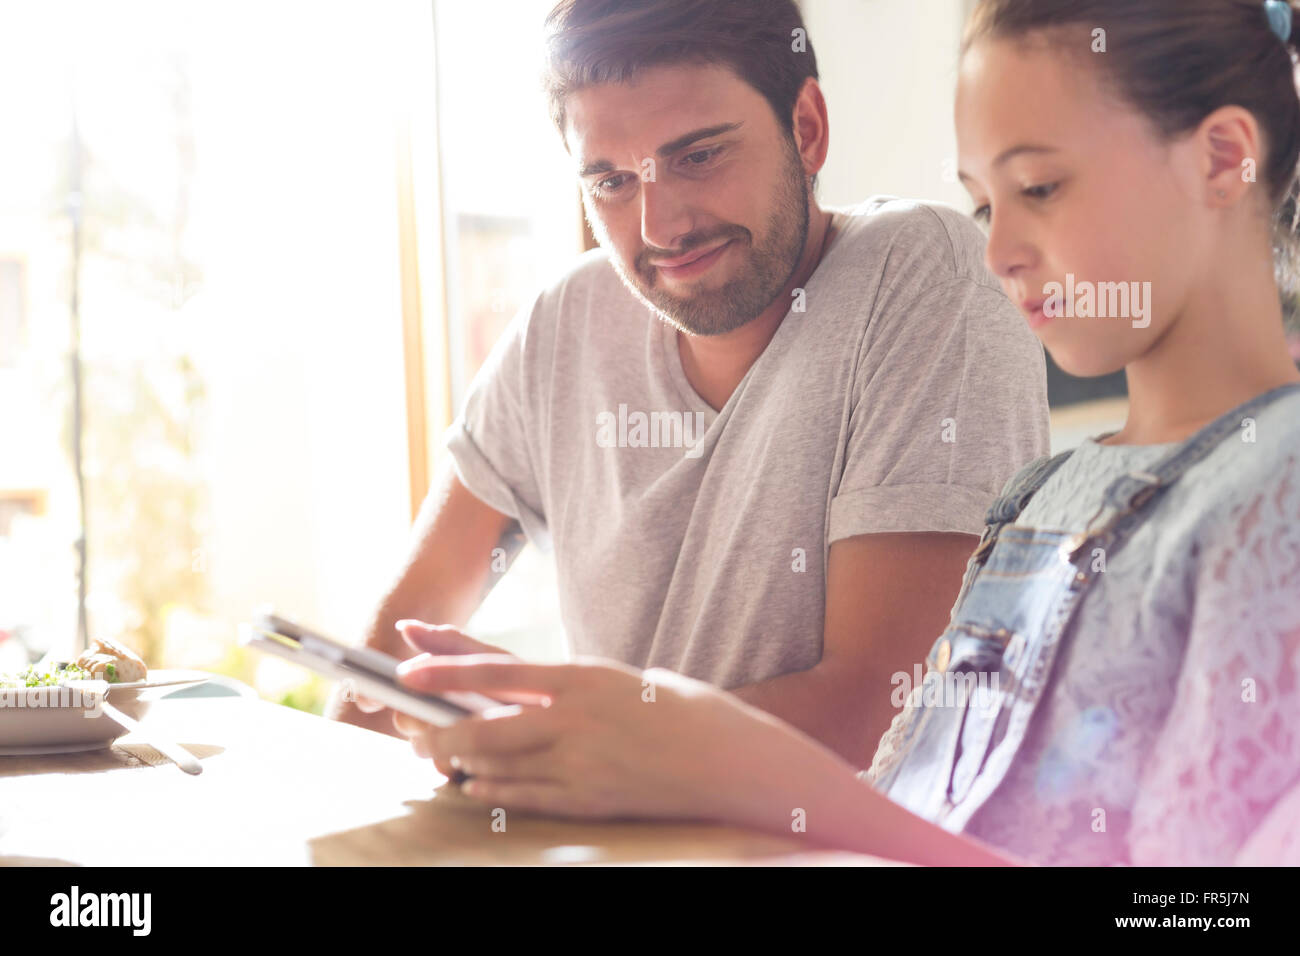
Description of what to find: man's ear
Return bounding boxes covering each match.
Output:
[790,76,830,179]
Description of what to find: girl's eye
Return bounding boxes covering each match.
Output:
[970,182,1058,224]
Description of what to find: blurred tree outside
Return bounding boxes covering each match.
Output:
[53,53,335,713]
[55,56,209,671]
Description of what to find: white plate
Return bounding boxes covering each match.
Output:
[0,669,211,755]
[98,669,214,694]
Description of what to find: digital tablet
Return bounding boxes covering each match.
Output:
[240,609,503,727]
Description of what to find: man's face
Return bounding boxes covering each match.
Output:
[565,63,810,336]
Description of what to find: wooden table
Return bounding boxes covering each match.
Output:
[0,697,903,866]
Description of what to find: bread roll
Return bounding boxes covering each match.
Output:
[75,636,147,683]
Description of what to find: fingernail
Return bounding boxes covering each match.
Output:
[395,657,420,677]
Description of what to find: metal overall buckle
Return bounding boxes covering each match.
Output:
[1060,470,1162,563]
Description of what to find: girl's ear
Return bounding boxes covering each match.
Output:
[1198,105,1264,207]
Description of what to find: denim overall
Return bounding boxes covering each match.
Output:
[873,382,1300,832]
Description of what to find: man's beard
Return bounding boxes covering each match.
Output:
[601,141,811,337]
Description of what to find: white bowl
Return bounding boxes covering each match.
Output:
[0,669,211,755]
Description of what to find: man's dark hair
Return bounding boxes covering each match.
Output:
[542,0,819,158]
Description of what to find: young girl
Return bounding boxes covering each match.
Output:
[390,0,1300,866]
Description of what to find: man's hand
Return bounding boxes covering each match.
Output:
[351,620,513,776]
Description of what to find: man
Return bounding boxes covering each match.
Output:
[330,0,1049,768]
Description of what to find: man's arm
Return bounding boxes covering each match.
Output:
[324,459,524,735]
[729,531,977,768]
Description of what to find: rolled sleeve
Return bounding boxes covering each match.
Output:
[444,418,551,552]
[441,298,552,552]
[829,276,1050,543]
[830,482,1000,541]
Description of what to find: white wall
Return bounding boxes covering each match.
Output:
[803,0,973,211]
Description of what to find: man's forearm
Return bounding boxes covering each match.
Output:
[326,466,524,728]
[363,492,526,656]
[729,664,900,769]
[321,557,482,732]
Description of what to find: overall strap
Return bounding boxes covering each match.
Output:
[911,380,1300,833]
[962,449,1075,574]
[985,449,1076,526]
[1064,381,1300,559]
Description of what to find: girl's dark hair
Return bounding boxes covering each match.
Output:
[541,0,818,145]
[963,1,1300,209]
[963,0,1300,327]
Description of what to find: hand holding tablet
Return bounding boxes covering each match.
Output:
[240,609,505,728]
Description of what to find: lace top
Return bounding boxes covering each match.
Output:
[864,392,1300,865]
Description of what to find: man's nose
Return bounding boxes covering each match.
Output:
[640,179,694,253]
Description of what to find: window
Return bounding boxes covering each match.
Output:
[0,258,25,366]
[0,0,573,701]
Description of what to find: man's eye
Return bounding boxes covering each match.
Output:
[972,204,991,224]
[681,146,721,167]
[593,174,630,195]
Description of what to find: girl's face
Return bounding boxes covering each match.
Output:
[955,34,1204,377]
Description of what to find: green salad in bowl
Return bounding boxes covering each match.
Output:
[0,662,97,689]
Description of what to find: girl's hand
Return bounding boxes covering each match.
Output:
[391,654,1025,865]
[391,655,804,823]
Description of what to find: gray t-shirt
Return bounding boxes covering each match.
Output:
[443,196,1051,688]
